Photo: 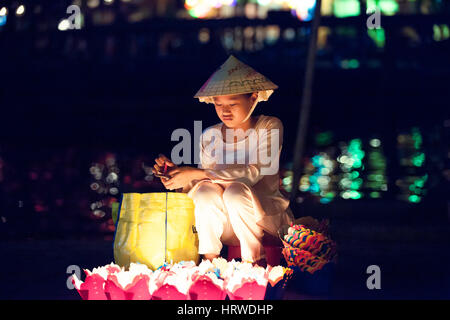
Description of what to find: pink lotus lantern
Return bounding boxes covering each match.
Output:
[227,278,268,300]
[126,274,152,300]
[72,273,107,300]
[151,271,189,300]
[72,262,154,300]
[71,259,293,300]
[104,273,151,300]
[224,261,268,300]
[150,266,192,300]
[104,275,126,300]
[188,260,226,300]
[104,262,152,300]
[189,274,227,300]
[71,262,122,300]
[152,283,188,300]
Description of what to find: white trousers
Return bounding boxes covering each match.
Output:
[191,181,266,262]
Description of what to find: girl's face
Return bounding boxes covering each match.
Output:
[213,92,258,128]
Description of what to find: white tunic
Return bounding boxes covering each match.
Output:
[185,114,294,236]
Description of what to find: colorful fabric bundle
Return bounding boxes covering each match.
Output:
[282,247,329,274]
[71,259,292,300]
[281,223,337,274]
[283,225,337,261]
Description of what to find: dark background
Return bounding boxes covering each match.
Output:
[0,0,449,299]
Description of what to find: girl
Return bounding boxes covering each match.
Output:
[152,55,294,266]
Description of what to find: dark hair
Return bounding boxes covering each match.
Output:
[243,92,255,98]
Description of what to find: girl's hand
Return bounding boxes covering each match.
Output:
[162,166,204,191]
[152,154,176,178]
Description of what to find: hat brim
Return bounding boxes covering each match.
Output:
[195,89,275,104]
[193,55,278,104]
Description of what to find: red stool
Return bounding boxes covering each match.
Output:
[226,234,282,266]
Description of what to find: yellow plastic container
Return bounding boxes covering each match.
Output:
[113,192,199,270]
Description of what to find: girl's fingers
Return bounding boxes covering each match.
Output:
[167,168,179,175]
[162,159,176,168]
[159,154,177,165]
[162,180,171,189]
[167,183,177,190]
[163,175,173,183]
[165,182,175,190]
[158,154,172,163]
[167,172,179,181]
[156,155,176,168]
[164,176,179,190]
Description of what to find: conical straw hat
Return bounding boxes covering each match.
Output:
[194,55,278,104]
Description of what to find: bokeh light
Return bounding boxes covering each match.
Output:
[184,0,317,21]
[300,152,337,203]
[333,0,360,18]
[367,0,399,16]
[16,5,25,16]
[338,139,365,199]
[58,19,71,31]
[365,137,388,198]
[396,127,427,203]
